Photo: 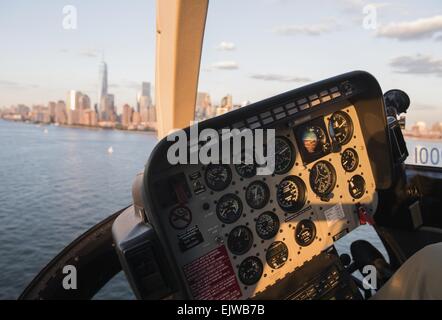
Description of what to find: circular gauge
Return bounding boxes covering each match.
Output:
[235,163,256,179]
[266,241,289,269]
[216,194,243,224]
[245,181,270,209]
[341,148,359,172]
[349,175,366,199]
[169,206,192,230]
[234,149,256,178]
[205,164,232,191]
[276,176,307,213]
[309,161,337,197]
[238,256,263,286]
[295,219,317,247]
[330,111,353,145]
[301,126,328,154]
[227,226,254,255]
[274,136,296,175]
[256,212,280,240]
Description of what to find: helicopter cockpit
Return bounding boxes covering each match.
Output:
[18,0,442,301]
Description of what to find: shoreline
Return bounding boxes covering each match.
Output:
[0,118,157,135]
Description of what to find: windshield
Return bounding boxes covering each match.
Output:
[0,0,441,299]
[0,0,157,299]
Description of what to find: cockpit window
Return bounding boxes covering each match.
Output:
[197,0,442,169]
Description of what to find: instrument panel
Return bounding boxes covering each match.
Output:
[149,104,378,300]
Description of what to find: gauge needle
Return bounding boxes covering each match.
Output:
[278,147,288,155]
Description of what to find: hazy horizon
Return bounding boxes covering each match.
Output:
[1,0,441,125]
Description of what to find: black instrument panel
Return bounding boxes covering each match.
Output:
[143,72,389,300]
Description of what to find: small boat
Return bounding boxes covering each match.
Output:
[107,146,114,154]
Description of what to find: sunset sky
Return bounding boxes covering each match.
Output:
[0,0,441,126]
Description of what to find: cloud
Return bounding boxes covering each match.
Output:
[79,49,99,58]
[109,80,140,90]
[59,48,101,58]
[414,104,437,111]
[216,41,236,51]
[273,20,338,36]
[390,54,442,76]
[0,80,39,89]
[339,0,390,12]
[377,15,442,40]
[209,61,239,70]
[250,73,311,83]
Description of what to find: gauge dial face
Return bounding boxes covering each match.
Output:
[301,126,328,154]
[227,226,254,255]
[205,164,232,191]
[341,148,359,172]
[216,194,243,224]
[234,149,256,178]
[245,181,270,209]
[238,256,263,286]
[295,219,316,247]
[169,206,192,230]
[309,161,336,197]
[330,111,353,145]
[235,163,256,178]
[266,241,289,269]
[256,212,280,240]
[274,136,296,175]
[349,175,366,199]
[276,176,307,213]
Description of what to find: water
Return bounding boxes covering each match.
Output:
[0,120,157,299]
[0,120,387,299]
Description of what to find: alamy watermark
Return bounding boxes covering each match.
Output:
[62,5,78,30]
[62,264,77,290]
[362,265,378,290]
[362,4,378,30]
[166,123,275,175]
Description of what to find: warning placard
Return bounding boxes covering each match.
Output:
[324,203,345,227]
[183,246,242,300]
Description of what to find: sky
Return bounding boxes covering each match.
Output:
[0,0,441,126]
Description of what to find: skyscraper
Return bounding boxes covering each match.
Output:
[79,94,91,110]
[141,82,151,97]
[100,94,115,122]
[195,92,212,120]
[122,104,133,128]
[67,90,83,125]
[98,60,108,115]
[137,82,151,112]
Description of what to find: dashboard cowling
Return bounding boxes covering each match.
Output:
[141,71,392,300]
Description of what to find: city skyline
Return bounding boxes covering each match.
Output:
[0,57,242,131]
[0,1,441,126]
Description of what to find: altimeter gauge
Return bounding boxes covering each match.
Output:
[276,176,307,213]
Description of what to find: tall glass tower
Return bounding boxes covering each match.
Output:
[98,60,108,115]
